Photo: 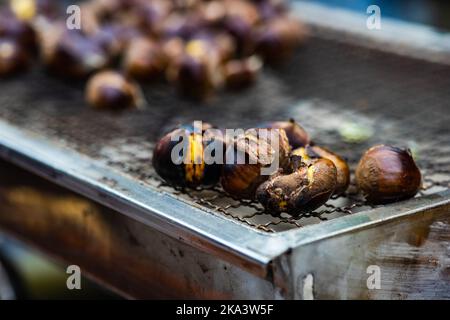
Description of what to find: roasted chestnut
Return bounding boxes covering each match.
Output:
[0,10,36,50]
[152,122,223,188]
[166,39,222,98]
[256,156,337,215]
[356,145,422,204]
[86,70,143,110]
[221,128,291,199]
[253,15,307,62]
[42,29,109,78]
[223,0,260,54]
[224,55,262,89]
[259,119,310,149]
[0,38,30,76]
[123,37,166,81]
[293,145,350,195]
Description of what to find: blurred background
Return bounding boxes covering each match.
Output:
[0,0,450,299]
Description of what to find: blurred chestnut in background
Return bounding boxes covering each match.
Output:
[152,122,223,188]
[123,37,166,81]
[256,0,288,21]
[0,10,36,50]
[223,0,260,54]
[256,156,337,215]
[42,29,109,78]
[293,145,350,195]
[0,38,29,76]
[86,70,143,110]
[166,39,222,99]
[356,145,422,204]
[253,15,307,62]
[221,128,291,199]
[224,55,262,89]
[260,119,310,149]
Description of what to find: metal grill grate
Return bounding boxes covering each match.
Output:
[0,36,449,232]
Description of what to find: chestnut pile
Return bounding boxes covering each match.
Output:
[0,0,307,105]
[153,120,423,216]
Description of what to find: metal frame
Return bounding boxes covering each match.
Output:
[0,1,449,299]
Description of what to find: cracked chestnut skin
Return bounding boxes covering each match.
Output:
[356,145,422,204]
[256,156,337,216]
[293,145,350,195]
[259,119,310,149]
[152,123,223,188]
[221,128,291,200]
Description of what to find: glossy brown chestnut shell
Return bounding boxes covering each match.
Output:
[355,145,422,204]
[86,70,142,110]
[293,145,350,195]
[221,128,291,200]
[152,123,223,188]
[259,119,310,149]
[0,38,30,76]
[256,156,337,215]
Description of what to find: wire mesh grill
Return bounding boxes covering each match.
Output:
[0,36,449,232]
[98,96,450,233]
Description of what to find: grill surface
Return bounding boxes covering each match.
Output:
[0,36,449,232]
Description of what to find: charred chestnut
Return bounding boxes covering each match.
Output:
[293,145,350,195]
[256,156,337,215]
[259,119,310,149]
[152,123,223,188]
[356,145,422,204]
[221,128,291,199]
[0,38,29,76]
[123,37,166,81]
[253,15,307,62]
[224,55,262,89]
[86,70,143,110]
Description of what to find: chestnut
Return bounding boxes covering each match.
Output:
[256,156,337,215]
[253,15,307,62]
[0,10,36,50]
[166,39,222,98]
[223,55,262,89]
[86,70,143,110]
[157,12,205,40]
[123,37,166,81]
[223,0,260,54]
[0,38,30,76]
[355,145,422,204]
[259,119,310,149]
[221,128,291,199]
[152,122,223,188]
[42,29,109,78]
[201,1,226,26]
[293,145,350,195]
